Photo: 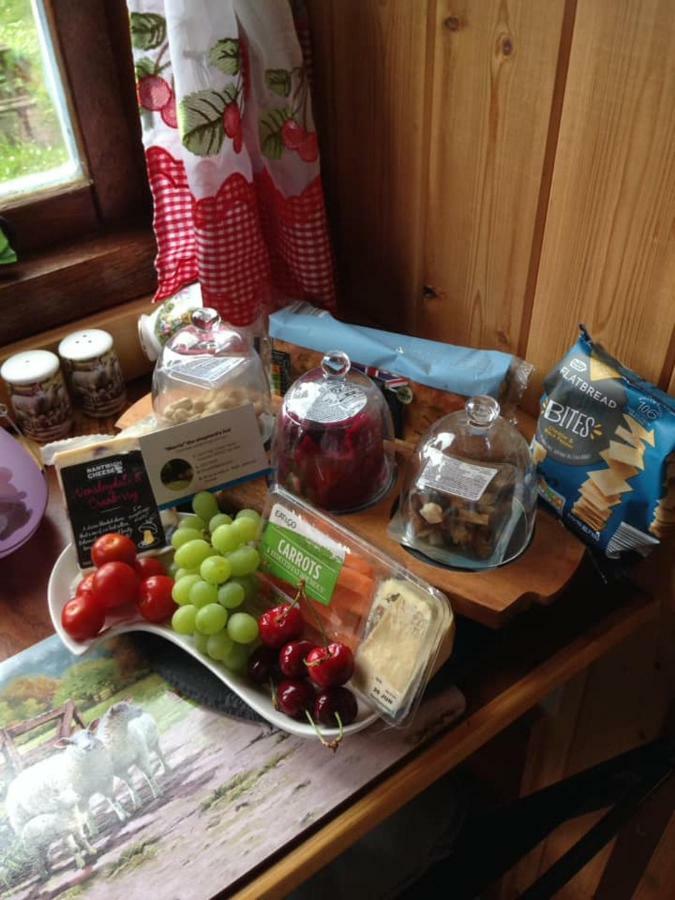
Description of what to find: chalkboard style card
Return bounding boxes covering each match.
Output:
[59,449,166,567]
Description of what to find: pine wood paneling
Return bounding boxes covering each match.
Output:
[419,0,568,351]
[306,0,433,332]
[525,0,675,410]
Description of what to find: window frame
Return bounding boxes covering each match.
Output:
[0,0,155,345]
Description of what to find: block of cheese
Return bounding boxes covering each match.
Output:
[353,578,446,722]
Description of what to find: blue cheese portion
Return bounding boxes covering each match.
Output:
[353,578,436,719]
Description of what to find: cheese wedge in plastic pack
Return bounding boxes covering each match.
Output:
[257,486,454,726]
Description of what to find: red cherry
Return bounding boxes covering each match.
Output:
[281,119,306,150]
[137,75,172,111]
[305,642,354,688]
[258,604,304,648]
[160,92,178,128]
[223,102,241,138]
[279,640,316,679]
[314,687,358,727]
[297,131,318,162]
[247,646,280,684]
[276,679,314,719]
[233,128,243,154]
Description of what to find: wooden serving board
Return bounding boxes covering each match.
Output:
[117,395,585,629]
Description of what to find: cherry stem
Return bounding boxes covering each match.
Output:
[295,581,330,647]
[305,710,343,752]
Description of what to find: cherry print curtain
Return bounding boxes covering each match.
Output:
[127,0,336,326]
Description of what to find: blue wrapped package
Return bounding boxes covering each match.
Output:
[269,303,519,398]
[533,327,675,557]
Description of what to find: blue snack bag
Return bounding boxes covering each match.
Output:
[533,327,675,557]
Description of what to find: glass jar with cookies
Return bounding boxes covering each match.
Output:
[391,395,537,569]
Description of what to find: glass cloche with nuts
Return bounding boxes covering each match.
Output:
[152,308,273,439]
[390,395,537,569]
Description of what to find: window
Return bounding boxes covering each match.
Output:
[0,0,84,202]
[0,1,156,347]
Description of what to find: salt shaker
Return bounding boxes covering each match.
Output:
[0,350,73,442]
[58,329,126,417]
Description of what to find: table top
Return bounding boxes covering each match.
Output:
[0,397,659,899]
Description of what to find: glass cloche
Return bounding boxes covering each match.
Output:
[273,350,395,513]
[152,308,272,439]
[392,395,536,569]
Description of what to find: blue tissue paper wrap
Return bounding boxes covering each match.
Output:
[269,303,516,398]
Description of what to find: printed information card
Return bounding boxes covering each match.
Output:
[60,451,166,568]
[139,404,270,509]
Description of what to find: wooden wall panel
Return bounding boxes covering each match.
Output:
[525,0,675,409]
[419,0,567,351]
[306,0,433,332]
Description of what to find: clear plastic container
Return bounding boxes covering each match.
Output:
[152,308,273,440]
[391,395,537,569]
[273,350,395,512]
[257,487,453,726]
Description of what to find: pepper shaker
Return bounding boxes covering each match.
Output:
[58,329,126,417]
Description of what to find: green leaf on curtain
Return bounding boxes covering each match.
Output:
[209,39,240,75]
[259,107,293,160]
[130,13,166,50]
[180,90,229,156]
[265,69,291,98]
[134,57,156,80]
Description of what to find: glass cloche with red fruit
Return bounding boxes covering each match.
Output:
[273,351,395,513]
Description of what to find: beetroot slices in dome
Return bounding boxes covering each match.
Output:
[273,351,395,513]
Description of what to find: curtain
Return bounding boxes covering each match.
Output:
[127,0,336,326]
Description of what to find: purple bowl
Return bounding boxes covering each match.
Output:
[0,429,48,559]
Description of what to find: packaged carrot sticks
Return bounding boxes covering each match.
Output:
[258,487,454,725]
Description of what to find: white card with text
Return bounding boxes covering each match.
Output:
[139,405,270,509]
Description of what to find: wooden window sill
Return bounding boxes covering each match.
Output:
[0,226,157,345]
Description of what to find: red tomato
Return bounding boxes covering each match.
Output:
[91,533,137,568]
[62,593,105,641]
[93,561,140,610]
[137,575,176,623]
[76,572,97,595]
[134,557,166,580]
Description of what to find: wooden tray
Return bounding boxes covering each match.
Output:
[117,396,585,629]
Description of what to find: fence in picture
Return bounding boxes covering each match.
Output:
[0,699,85,777]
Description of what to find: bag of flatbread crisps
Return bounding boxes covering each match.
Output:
[532,327,675,557]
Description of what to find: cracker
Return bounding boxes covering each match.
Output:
[653,506,675,524]
[590,357,620,382]
[573,510,606,531]
[530,440,547,465]
[614,426,643,449]
[599,448,640,479]
[622,413,655,447]
[605,441,644,472]
[573,499,609,525]
[588,468,633,496]
[580,481,621,507]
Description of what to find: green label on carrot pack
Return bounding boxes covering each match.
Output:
[260,522,343,606]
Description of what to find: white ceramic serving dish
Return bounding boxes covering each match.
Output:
[48,542,378,739]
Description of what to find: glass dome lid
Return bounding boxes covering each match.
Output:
[391,395,537,569]
[273,350,395,513]
[152,308,272,437]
